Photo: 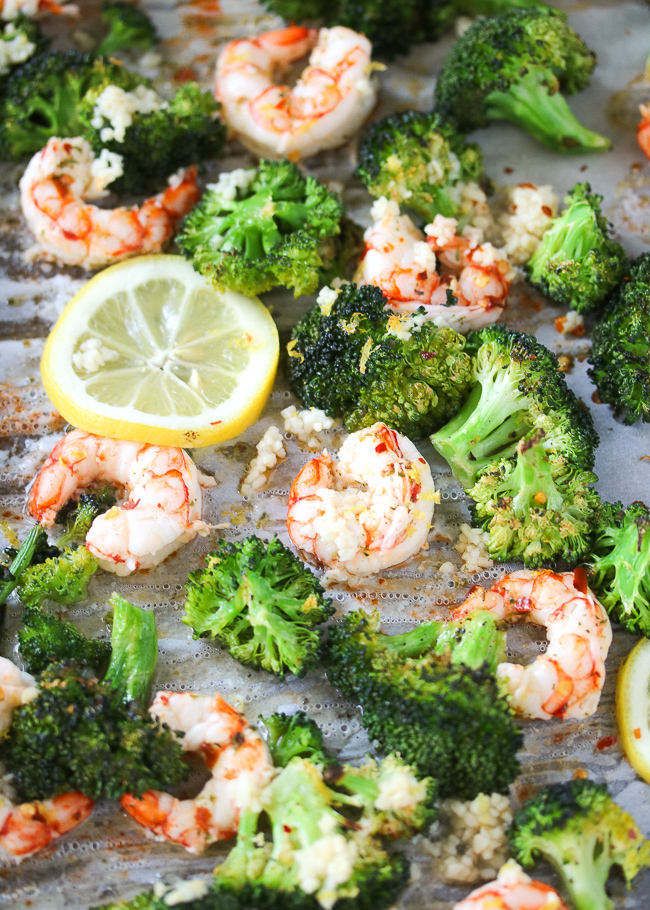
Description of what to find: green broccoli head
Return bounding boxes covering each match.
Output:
[509,779,650,910]
[431,324,599,489]
[178,160,346,297]
[356,110,484,221]
[435,8,610,154]
[55,487,117,546]
[588,253,650,425]
[287,283,473,438]
[97,1,158,58]
[588,501,650,635]
[324,609,522,800]
[0,15,48,79]
[183,535,334,679]
[18,605,112,677]
[259,711,332,768]
[469,430,600,568]
[527,183,628,312]
[17,545,98,608]
[0,51,146,161]
[80,81,226,196]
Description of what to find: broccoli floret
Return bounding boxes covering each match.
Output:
[97,1,158,58]
[17,545,98,608]
[324,608,522,800]
[509,779,650,910]
[18,604,111,677]
[259,711,332,767]
[183,535,334,679]
[527,183,628,313]
[178,160,346,298]
[435,8,610,154]
[469,430,599,567]
[431,325,599,489]
[588,253,650,425]
[0,50,146,161]
[356,110,484,221]
[1,593,187,802]
[79,81,226,196]
[0,15,48,80]
[56,487,117,546]
[588,501,650,635]
[287,283,473,437]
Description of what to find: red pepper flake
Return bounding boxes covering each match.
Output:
[504,166,514,174]
[210,420,222,426]
[629,829,638,839]
[519,182,536,189]
[596,735,617,751]
[375,442,387,453]
[122,499,140,511]
[173,67,197,83]
[634,728,642,739]
[541,205,552,217]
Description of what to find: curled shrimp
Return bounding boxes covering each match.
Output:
[121,692,275,854]
[0,656,37,736]
[355,200,512,334]
[216,25,377,160]
[454,860,569,910]
[27,429,215,576]
[0,0,77,18]
[20,137,200,269]
[638,103,650,160]
[287,422,435,584]
[0,788,94,861]
[452,568,612,720]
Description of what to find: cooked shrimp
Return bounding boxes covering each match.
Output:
[355,200,512,334]
[0,656,37,736]
[452,568,612,720]
[216,25,377,159]
[20,137,200,269]
[638,103,650,160]
[287,422,435,584]
[28,428,215,576]
[121,692,275,854]
[0,0,77,18]
[0,789,94,860]
[454,860,569,910]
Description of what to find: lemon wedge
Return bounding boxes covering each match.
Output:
[41,255,279,447]
[616,636,650,782]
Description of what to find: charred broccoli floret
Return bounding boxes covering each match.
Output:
[435,8,610,154]
[431,325,599,489]
[0,15,48,80]
[17,545,98,608]
[56,487,117,545]
[183,535,334,679]
[18,605,111,677]
[178,160,348,297]
[324,608,522,799]
[470,430,599,567]
[259,710,331,767]
[97,1,158,58]
[287,283,473,437]
[588,253,650,425]
[588,501,650,635]
[509,779,650,910]
[527,183,628,313]
[356,110,484,221]
[1,593,187,802]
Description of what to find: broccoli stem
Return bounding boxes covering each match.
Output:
[380,613,505,673]
[550,836,614,910]
[0,527,42,609]
[484,68,611,154]
[380,621,445,658]
[103,594,157,705]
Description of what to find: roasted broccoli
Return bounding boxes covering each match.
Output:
[183,535,333,678]
[470,430,599,567]
[0,15,48,80]
[1,527,57,617]
[287,283,473,437]
[431,325,599,489]
[79,80,225,196]
[18,604,111,677]
[324,608,522,799]
[0,51,145,161]
[509,779,650,910]
[259,710,331,767]
[356,110,485,222]
[527,183,628,313]
[435,8,610,154]
[588,253,650,425]
[17,545,98,608]
[1,593,187,802]
[178,160,348,297]
[56,488,117,545]
[588,501,650,635]
[97,1,158,58]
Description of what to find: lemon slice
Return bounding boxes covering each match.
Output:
[616,637,650,782]
[41,255,279,447]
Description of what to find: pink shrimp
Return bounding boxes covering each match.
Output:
[0,792,94,860]
[454,860,569,910]
[20,137,200,269]
[638,103,650,161]
[216,25,377,159]
[452,568,612,720]
[121,692,275,854]
[28,429,214,576]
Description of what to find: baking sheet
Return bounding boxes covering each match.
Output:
[1,0,650,906]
